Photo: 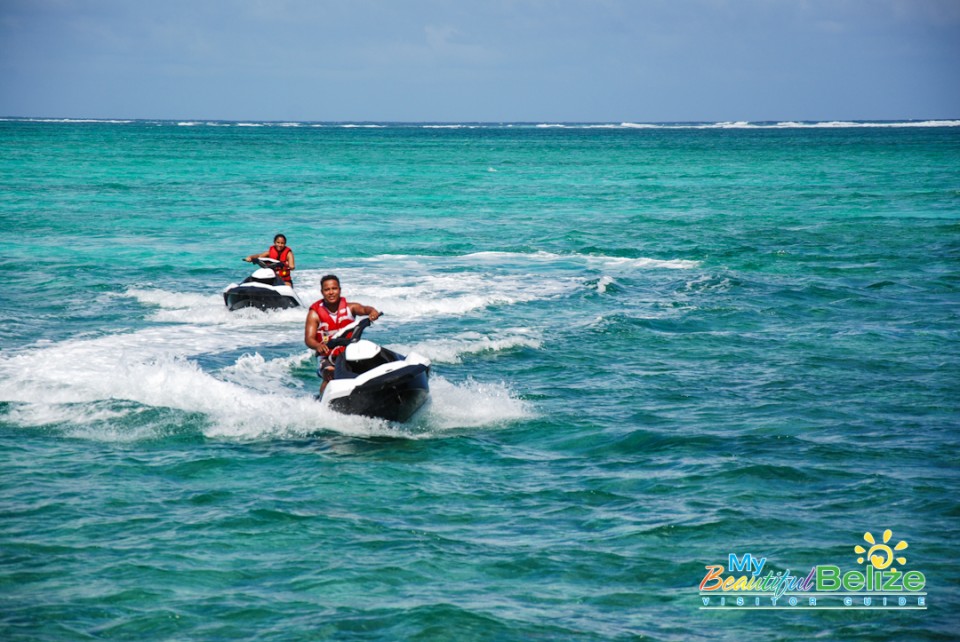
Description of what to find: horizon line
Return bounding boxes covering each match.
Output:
[3,116,960,127]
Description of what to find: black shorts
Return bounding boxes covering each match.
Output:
[318,355,336,380]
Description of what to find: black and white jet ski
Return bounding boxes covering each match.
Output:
[223,258,304,311]
[319,317,431,422]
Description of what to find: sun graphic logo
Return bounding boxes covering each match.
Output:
[855,529,908,570]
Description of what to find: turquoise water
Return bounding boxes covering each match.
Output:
[1,119,959,640]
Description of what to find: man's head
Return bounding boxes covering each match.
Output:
[321,275,341,305]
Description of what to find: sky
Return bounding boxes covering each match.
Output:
[1,0,958,122]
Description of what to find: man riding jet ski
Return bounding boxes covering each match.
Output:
[305,275,430,421]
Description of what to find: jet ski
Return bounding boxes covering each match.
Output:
[223,258,304,311]
[319,317,431,422]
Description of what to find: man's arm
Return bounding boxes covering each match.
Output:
[304,309,329,354]
[349,302,380,321]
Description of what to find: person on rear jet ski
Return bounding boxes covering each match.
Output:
[244,233,295,285]
[305,274,381,393]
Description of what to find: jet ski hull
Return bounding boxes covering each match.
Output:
[223,260,302,312]
[224,286,301,311]
[318,318,432,422]
[327,363,430,422]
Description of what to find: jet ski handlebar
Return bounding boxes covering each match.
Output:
[250,257,284,269]
[325,316,375,350]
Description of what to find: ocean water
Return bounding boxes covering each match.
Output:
[1,118,959,640]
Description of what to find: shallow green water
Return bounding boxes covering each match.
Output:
[1,119,959,640]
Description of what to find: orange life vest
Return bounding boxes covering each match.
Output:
[268,246,292,283]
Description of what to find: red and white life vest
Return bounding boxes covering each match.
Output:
[310,298,355,356]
